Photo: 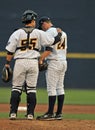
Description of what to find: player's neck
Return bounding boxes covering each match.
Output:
[25,21,36,28]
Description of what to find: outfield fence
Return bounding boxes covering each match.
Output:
[0,52,95,89]
[0,0,95,89]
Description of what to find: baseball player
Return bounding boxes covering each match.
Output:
[5,10,62,120]
[36,16,67,120]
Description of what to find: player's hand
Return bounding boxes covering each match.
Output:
[56,27,62,33]
[5,64,10,68]
[39,59,43,65]
[38,61,48,71]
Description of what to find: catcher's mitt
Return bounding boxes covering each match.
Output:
[2,66,13,82]
[39,62,48,71]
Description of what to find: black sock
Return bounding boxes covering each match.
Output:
[57,94,65,114]
[47,96,56,114]
[10,91,21,114]
[27,92,36,116]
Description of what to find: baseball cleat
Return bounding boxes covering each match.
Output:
[9,113,17,120]
[54,113,63,120]
[36,112,55,120]
[27,114,34,120]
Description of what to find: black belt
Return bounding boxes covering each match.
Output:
[16,46,39,52]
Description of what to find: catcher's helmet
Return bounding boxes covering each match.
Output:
[22,9,37,23]
[38,16,51,29]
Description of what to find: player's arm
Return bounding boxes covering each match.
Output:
[52,27,62,45]
[39,47,52,64]
[5,51,14,67]
[40,30,62,46]
[52,32,62,45]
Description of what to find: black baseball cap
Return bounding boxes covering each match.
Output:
[38,16,51,29]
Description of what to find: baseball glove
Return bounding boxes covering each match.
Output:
[2,66,13,82]
[39,62,48,71]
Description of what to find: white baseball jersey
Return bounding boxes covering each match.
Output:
[45,27,67,61]
[5,27,56,93]
[45,27,67,96]
[6,28,55,59]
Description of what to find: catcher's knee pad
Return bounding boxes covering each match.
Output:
[12,86,22,93]
[27,86,36,93]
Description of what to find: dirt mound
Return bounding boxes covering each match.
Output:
[0,104,95,130]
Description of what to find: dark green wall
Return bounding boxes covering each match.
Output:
[0,0,95,88]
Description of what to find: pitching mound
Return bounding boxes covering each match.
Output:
[0,104,95,130]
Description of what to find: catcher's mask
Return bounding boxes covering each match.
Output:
[2,66,12,82]
[38,16,51,30]
[22,9,37,24]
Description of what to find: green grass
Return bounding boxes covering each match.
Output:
[0,87,48,104]
[0,87,95,105]
[64,89,95,105]
[63,113,95,120]
[0,112,95,120]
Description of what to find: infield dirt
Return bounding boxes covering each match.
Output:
[0,104,95,130]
